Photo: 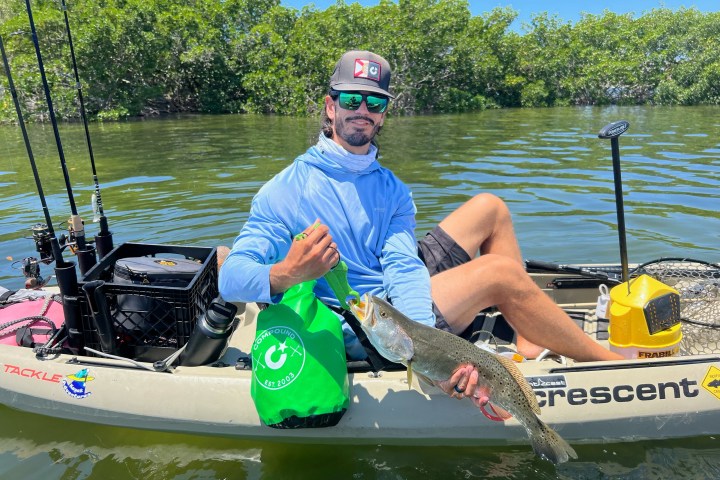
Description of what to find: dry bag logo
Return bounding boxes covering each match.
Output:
[252,326,305,390]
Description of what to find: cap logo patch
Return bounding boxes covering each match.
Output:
[354,59,381,82]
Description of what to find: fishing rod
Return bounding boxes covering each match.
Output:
[24,0,96,274]
[59,0,113,259]
[1,33,84,353]
[1,35,66,273]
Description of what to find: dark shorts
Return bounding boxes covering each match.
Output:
[417,225,472,332]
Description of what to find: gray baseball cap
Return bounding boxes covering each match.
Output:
[329,50,394,98]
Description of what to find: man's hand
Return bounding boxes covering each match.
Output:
[437,364,490,408]
[269,219,340,295]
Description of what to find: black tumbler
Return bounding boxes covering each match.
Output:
[179,296,238,366]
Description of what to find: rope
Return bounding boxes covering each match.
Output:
[0,315,56,339]
[0,295,60,339]
[0,295,66,356]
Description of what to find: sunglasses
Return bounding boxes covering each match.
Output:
[331,91,389,113]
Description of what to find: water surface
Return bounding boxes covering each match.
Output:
[0,106,719,478]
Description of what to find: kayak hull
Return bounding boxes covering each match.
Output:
[2,299,719,445]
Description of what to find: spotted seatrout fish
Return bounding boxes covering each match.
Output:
[351,294,577,464]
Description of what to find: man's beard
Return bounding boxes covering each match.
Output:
[335,115,380,147]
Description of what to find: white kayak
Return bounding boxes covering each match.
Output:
[1,263,719,447]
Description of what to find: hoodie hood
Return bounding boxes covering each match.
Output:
[298,134,380,175]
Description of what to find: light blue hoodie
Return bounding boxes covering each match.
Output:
[219,134,435,359]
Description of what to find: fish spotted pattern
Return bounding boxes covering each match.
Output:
[352,294,578,464]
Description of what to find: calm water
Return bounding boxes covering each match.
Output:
[1,107,719,478]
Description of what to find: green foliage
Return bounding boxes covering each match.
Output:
[2,0,720,122]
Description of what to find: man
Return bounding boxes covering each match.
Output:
[219,50,622,405]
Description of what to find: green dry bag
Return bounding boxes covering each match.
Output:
[250,279,349,428]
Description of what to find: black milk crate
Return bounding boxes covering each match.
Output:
[77,243,218,362]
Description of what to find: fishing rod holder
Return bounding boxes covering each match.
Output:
[76,247,97,276]
[54,260,84,353]
[94,217,114,259]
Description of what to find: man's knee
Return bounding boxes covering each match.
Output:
[476,254,528,295]
[468,193,512,222]
[484,253,524,275]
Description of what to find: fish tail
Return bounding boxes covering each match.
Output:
[528,420,578,464]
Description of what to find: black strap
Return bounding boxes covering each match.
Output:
[0,290,16,305]
[16,325,56,348]
[330,306,402,373]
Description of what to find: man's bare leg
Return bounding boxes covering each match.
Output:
[435,193,544,357]
[437,193,522,263]
[431,255,623,361]
[432,193,622,361]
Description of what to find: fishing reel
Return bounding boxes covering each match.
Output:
[63,214,87,254]
[31,223,54,263]
[12,223,54,289]
[13,256,48,289]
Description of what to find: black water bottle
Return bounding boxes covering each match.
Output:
[180,296,238,366]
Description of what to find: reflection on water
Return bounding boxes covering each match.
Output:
[0,107,719,478]
[1,405,719,479]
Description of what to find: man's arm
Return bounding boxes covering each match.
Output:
[219,188,294,303]
[379,193,435,327]
[219,208,338,303]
